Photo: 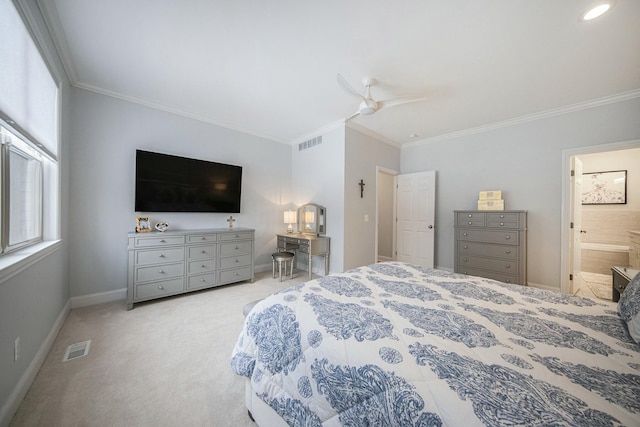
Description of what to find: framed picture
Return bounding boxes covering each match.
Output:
[581,170,627,205]
[136,216,152,233]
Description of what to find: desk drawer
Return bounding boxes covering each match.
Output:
[187,234,218,243]
[220,241,252,255]
[458,254,518,274]
[219,266,252,283]
[456,267,519,285]
[187,273,217,290]
[134,235,185,247]
[135,278,184,299]
[486,212,522,229]
[456,212,485,227]
[187,244,217,260]
[219,254,252,269]
[188,259,216,274]
[457,241,518,260]
[135,262,184,283]
[135,248,184,266]
[457,229,519,245]
[219,232,252,241]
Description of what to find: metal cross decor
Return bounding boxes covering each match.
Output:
[358,179,365,198]
[227,216,236,229]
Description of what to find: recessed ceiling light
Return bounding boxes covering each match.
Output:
[580,2,614,21]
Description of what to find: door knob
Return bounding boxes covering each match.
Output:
[428,225,433,229]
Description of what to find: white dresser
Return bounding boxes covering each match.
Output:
[127,228,254,309]
[454,211,527,285]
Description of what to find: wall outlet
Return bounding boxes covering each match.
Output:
[364,214,369,222]
[14,337,20,361]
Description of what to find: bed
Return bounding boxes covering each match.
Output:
[231,262,640,426]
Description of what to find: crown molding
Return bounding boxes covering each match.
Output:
[403,89,640,149]
[345,121,400,148]
[36,0,78,85]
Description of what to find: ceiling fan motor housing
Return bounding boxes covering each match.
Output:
[359,99,378,115]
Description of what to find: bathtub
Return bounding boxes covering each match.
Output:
[581,243,630,275]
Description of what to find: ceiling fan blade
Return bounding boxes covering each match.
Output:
[377,97,427,110]
[337,73,366,101]
[345,110,361,121]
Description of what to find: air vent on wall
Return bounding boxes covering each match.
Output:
[62,340,91,362]
[298,136,322,151]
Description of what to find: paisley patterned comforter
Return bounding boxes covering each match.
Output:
[231,262,640,426]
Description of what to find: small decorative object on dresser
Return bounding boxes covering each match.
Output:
[154,221,169,232]
[135,216,151,233]
[127,228,254,309]
[454,210,527,285]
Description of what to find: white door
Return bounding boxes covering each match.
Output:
[569,156,583,294]
[395,171,436,267]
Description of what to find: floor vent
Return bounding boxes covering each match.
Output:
[298,136,322,151]
[62,340,91,362]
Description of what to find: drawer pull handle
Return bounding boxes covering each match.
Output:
[505,279,511,283]
[159,270,165,274]
[505,235,510,240]
[235,259,239,263]
[463,233,468,236]
[160,239,166,243]
[201,237,206,240]
[463,258,468,262]
[201,250,206,254]
[500,222,504,226]
[500,215,504,218]
[468,214,472,218]
[463,245,468,249]
[468,221,472,225]
[200,278,206,282]
[505,250,511,254]
[234,272,239,276]
[159,254,165,258]
[235,234,239,238]
[235,246,239,250]
[505,264,511,269]
[158,285,164,290]
[201,264,206,268]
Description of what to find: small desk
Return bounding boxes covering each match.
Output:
[277,233,330,280]
[611,266,639,302]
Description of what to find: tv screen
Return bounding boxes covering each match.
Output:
[135,150,242,213]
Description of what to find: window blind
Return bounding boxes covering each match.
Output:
[0,0,58,160]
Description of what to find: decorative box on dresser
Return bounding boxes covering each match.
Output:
[454,211,527,285]
[127,228,254,309]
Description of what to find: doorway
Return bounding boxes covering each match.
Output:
[561,139,640,295]
[376,167,398,262]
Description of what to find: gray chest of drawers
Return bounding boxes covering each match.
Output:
[127,228,254,309]
[454,211,527,285]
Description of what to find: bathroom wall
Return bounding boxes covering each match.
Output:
[579,147,640,273]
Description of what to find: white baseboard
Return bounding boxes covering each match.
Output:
[0,300,70,427]
[70,288,127,308]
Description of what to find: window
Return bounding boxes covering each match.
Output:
[0,0,59,266]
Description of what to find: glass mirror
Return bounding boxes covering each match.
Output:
[298,203,326,235]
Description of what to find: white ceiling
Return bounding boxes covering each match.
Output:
[40,0,640,145]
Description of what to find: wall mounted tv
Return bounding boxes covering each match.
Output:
[135,150,242,213]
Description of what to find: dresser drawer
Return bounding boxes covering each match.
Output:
[219,266,252,283]
[188,259,216,274]
[458,254,519,274]
[187,234,218,244]
[457,229,519,245]
[219,254,252,269]
[187,273,217,290]
[220,241,252,255]
[135,278,184,299]
[219,232,253,241]
[456,212,486,227]
[134,235,185,247]
[486,212,521,229]
[457,241,518,260]
[135,247,184,266]
[187,244,217,260]
[456,267,519,285]
[135,262,184,283]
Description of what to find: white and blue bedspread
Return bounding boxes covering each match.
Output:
[231,262,640,426]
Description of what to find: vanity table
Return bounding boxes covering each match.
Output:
[276,233,330,279]
[277,203,330,279]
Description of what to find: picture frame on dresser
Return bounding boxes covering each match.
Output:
[135,216,152,233]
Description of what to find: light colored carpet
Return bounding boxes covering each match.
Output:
[10,270,310,427]
[581,271,613,301]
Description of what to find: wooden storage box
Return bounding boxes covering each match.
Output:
[477,199,505,210]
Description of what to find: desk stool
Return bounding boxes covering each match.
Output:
[272,251,295,281]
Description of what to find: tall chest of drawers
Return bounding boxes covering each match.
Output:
[127,228,254,309]
[454,211,527,285]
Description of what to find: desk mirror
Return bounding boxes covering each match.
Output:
[298,203,326,235]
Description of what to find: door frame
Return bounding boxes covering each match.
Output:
[560,138,640,294]
[375,166,399,262]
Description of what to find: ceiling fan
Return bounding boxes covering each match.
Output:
[337,73,427,120]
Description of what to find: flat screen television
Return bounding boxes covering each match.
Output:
[135,150,242,213]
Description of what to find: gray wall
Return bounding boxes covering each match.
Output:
[401,97,640,289]
[68,88,292,298]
